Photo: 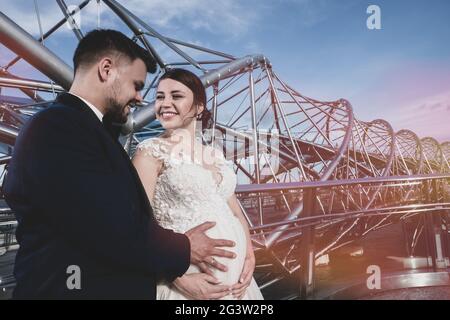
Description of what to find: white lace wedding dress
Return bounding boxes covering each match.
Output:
[137,137,263,300]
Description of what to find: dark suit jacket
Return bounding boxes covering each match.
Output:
[3,93,190,299]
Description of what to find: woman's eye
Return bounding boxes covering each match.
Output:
[173,95,183,99]
[156,96,164,100]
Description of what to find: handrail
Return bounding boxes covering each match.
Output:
[236,173,450,193]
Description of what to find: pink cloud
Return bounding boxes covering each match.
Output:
[352,60,450,142]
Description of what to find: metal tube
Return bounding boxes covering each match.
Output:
[122,54,270,135]
[4,0,91,70]
[235,173,450,194]
[202,55,269,87]
[249,69,263,225]
[103,0,204,71]
[265,68,306,179]
[0,76,64,93]
[276,74,354,181]
[0,70,45,102]
[299,187,316,299]
[101,0,164,70]
[0,123,19,144]
[142,32,235,60]
[56,0,84,41]
[211,84,219,146]
[0,12,73,90]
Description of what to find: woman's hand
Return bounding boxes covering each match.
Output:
[173,273,232,300]
[231,246,255,299]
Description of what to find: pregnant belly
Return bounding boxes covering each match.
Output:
[188,214,247,285]
[156,207,248,300]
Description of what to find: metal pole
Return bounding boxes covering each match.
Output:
[0,123,19,145]
[0,76,65,93]
[97,0,101,29]
[56,0,84,40]
[401,219,412,257]
[299,187,316,299]
[265,65,310,247]
[211,84,219,146]
[101,0,164,71]
[142,32,235,60]
[424,180,437,271]
[3,0,90,70]
[432,178,447,268]
[249,69,263,225]
[121,54,270,135]
[0,70,45,102]
[103,0,205,71]
[0,12,73,90]
[265,67,306,180]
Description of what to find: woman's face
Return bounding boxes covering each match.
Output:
[155,78,202,130]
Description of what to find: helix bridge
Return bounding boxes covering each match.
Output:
[0,0,449,299]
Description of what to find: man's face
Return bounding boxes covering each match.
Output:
[106,58,146,123]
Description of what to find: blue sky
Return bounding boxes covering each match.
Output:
[1,0,449,141]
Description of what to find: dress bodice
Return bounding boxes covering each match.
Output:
[136,137,237,232]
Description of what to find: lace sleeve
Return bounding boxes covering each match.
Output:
[136,138,170,163]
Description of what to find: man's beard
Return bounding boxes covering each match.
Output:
[106,80,129,124]
[106,96,128,124]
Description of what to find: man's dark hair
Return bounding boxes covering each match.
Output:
[73,29,156,74]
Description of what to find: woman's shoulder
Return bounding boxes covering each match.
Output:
[136,136,171,160]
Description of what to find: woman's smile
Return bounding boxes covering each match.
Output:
[159,110,180,121]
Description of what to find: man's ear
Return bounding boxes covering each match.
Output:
[98,57,114,82]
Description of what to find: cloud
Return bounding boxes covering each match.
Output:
[0,0,266,46]
[1,1,62,36]
[0,0,267,71]
[391,90,450,142]
[0,0,108,37]
[0,0,352,52]
[121,0,263,38]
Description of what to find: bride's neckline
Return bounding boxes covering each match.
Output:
[155,136,225,188]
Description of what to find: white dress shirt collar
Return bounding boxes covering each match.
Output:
[69,92,104,123]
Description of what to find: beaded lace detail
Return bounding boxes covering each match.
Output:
[136,137,237,233]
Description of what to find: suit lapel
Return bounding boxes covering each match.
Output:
[56,93,154,216]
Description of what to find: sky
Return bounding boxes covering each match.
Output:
[1,0,449,142]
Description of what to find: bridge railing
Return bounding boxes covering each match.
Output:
[236,173,450,299]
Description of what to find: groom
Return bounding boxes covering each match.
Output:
[3,29,236,299]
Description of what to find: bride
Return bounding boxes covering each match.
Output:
[132,68,263,300]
